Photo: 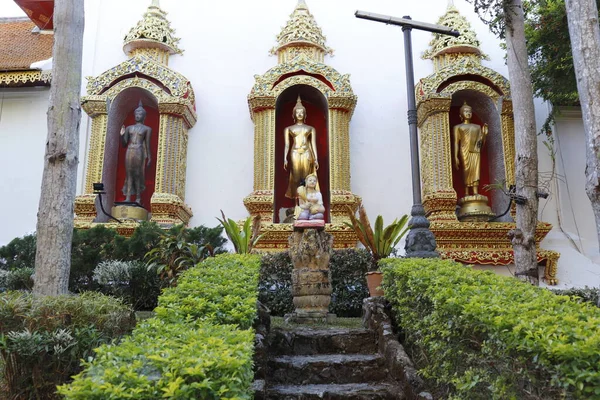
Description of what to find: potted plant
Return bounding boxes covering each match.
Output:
[345,204,409,296]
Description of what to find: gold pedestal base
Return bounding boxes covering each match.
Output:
[457,194,495,222]
[112,205,149,222]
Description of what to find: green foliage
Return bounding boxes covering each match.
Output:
[3,267,35,291]
[60,254,260,399]
[381,258,600,399]
[58,319,254,400]
[217,210,262,254]
[345,204,409,270]
[155,254,260,329]
[0,233,36,271]
[70,225,120,292]
[93,260,161,311]
[144,224,214,285]
[259,249,371,317]
[0,291,133,399]
[553,286,600,307]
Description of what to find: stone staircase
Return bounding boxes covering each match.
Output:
[254,325,406,399]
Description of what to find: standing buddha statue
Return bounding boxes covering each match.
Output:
[452,101,494,221]
[284,96,319,199]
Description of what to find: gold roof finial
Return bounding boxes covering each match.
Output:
[123,0,182,56]
[422,5,488,61]
[271,0,333,60]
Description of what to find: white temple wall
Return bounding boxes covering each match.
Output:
[1,0,599,287]
[0,88,50,244]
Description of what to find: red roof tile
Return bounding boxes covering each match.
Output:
[0,17,53,71]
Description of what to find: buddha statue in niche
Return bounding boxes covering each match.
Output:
[452,101,494,221]
[120,101,152,204]
[283,95,319,200]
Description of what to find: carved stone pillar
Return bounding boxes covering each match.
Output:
[287,228,335,323]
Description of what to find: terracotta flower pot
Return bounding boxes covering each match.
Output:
[366,271,384,297]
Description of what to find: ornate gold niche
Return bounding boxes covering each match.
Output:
[244,0,360,250]
[417,5,559,284]
[74,0,197,235]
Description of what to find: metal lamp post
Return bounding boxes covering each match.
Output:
[355,11,459,258]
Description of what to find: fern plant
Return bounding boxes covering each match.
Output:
[217,210,262,254]
[344,204,409,271]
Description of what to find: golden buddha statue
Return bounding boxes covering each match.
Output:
[452,101,494,221]
[284,96,319,199]
[453,101,487,195]
[296,174,325,220]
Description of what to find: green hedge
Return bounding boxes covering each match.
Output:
[381,258,600,400]
[59,254,260,400]
[0,291,134,400]
[155,254,260,329]
[259,249,371,317]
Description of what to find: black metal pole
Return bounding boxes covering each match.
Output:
[354,11,459,258]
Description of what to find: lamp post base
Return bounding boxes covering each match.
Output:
[405,204,439,258]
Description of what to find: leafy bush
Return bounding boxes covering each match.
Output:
[3,267,35,291]
[553,286,600,307]
[155,254,260,328]
[259,249,371,317]
[0,291,134,399]
[381,258,600,399]
[60,254,260,399]
[145,224,214,285]
[93,260,161,311]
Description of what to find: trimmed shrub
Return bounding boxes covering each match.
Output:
[382,258,600,400]
[155,254,260,329]
[259,249,371,317]
[0,291,134,399]
[60,254,260,399]
[58,318,254,399]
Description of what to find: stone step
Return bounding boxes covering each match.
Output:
[268,327,377,356]
[269,354,388,385]
[265,383,405,400]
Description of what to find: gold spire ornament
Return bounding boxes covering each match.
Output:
[123,0,182,57]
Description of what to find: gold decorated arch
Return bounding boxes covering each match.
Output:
[416,4,559,284]
[244,1,360,250]
[74,1,196,234]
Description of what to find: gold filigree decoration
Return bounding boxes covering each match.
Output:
[271,0,332,58]
[123,1,182,56]
[440,81,500,102]
[422,5,488,61]
[85,55,194,103]
[249,54,354,98]
[273,75,332,97]
[418,56,511,101]
[0,70,51,86]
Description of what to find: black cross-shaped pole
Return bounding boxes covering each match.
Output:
[355,11,459,258]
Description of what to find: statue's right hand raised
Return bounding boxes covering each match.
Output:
[284,160,288,170]
[120,125,126,136]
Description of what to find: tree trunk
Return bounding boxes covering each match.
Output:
[33,0,85,295]
[505,0,539,284]
[565,0,600,252]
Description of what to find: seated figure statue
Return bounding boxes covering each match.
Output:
[296,174,325,220]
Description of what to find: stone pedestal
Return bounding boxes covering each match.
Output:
[112,202,149,222]
[286,227,336,323]
[457,194,495,222]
